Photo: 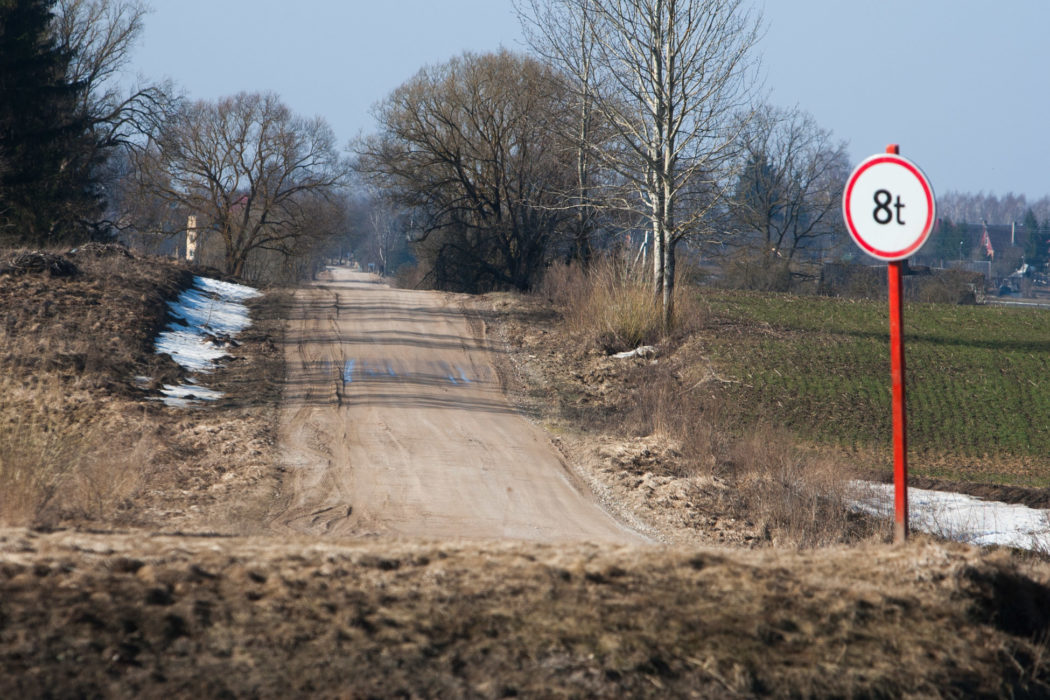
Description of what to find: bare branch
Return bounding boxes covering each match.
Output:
[133,92,350,277]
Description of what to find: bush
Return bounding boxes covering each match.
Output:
[726,426,878,547]
[615,358,875,547]
[0,381,158,526]
[394,262,428,289]
[819,262,984,304]
[540,258,663,354]
[722,255,793,292]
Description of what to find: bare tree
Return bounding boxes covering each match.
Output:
[134,91,349,277]
[52,0,173,231]
[54,0,169,143]
[355,50,577,292]
[521,0,760,327]
[364,199,406,276]
[518,0,606,265]
[729,104,850,262]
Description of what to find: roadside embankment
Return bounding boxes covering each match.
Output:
[1,529,1048,698]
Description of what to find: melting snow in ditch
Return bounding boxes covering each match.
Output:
[153,276,261,407]
[851,481,1050,552]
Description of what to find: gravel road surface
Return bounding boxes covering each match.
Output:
[271,267,640,543]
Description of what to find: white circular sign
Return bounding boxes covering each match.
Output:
[842,153,935,261]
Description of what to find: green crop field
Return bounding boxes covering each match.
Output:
[699,290,1050,487]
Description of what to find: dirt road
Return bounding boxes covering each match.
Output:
[271,268,640,542]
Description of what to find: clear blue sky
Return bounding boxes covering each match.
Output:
[131,0,1050,198]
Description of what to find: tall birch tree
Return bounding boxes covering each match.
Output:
[520,0,760,327]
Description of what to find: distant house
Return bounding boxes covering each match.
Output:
[981,222,1028,260]
[918,220,1031,269]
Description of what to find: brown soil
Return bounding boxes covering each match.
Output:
[2,529,1050,698]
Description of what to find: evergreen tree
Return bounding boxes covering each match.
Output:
[1023,208,1048,270]
[930,217,961,261]
[0,0,98,245]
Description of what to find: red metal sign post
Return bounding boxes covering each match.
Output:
[885,163,909,540]
[842,144,935,544]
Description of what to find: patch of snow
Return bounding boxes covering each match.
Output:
[165,278,260,342]
[851,481,1050,552]
[613,345,657,359]
[158,383,225,408]
[197,276,262,304]
[151,276,260,406]
[155,328,232,372]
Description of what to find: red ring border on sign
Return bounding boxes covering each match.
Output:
[843,154,936,261]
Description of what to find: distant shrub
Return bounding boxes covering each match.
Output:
[540,257,663,354]
[722,256,793,292]
[819,262,984,304]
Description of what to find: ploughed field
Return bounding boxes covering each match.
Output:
[701,290,1050,488]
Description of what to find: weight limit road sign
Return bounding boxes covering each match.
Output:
[842,144,937,543]
[843,153,936,261]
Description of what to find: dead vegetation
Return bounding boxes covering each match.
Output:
[0,246,284,532]
[482,260,880,549]
[1,529,1049,698]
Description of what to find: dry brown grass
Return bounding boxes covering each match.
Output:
[0,384,90,524]
[2,530,1049,697]
[0,246,282,531]
[725,426,877,547]
[617,360,878,548]
[540,258,667,354]
[0,246,188,526]
[0,364,166,528]
[495,263,880,549]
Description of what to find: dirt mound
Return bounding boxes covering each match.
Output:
[1,530,1048,698]
[68,241,134,259]
[0,250,78,277]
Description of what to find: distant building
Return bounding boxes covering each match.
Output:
[186,215,198,262]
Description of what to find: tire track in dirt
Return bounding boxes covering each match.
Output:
[269,268,642,542]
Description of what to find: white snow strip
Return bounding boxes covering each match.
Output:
[851,481,1050,552]
[166,278,260,338]
[196,276,262,303]
[154,328,231,372]
[152,276,260,405]
[158,383,225,408]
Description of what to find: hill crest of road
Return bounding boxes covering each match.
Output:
[271,267,641,543]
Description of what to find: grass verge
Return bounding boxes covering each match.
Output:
[0,246,283,531]
[489,259,880,548]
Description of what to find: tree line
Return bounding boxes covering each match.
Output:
[0,0,352,282]
[937,192,1050,228]
[356,0,856,326]
[1,0,899,313]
